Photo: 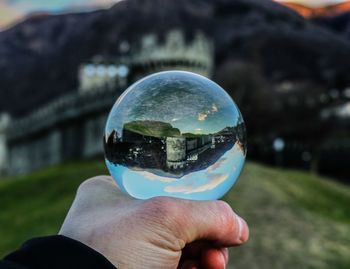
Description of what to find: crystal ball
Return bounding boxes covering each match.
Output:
[104,71,246,200]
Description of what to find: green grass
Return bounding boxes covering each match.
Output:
[0,161,108,256]
[0,161,349,269]
[226,164,350,269]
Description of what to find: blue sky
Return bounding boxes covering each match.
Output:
[0,0,122,29]
[106,71,241,136]
[106,142,246,200]
[4,0,121,13]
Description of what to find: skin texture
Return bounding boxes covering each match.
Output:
[59,176,249,269]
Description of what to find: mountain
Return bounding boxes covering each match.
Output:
[313,10,350,40]
[0,0,350,118]
[277,1,350,17]
[216,126,235,135]
[123,120,181,138]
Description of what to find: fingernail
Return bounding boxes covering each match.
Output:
[236,215,248,242]
[220,251,226,269]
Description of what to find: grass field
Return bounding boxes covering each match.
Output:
[0,161,349,268]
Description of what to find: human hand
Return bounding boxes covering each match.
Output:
[59,176,249,269]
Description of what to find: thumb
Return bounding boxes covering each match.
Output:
[146,198,249,247]
[180,200,249,246]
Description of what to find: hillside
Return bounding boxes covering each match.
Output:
[0,161,349,268]
[1,0,350,117]
[313,11,350,40]
[124,120,180,138]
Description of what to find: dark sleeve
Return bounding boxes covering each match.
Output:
[1,235,117,269]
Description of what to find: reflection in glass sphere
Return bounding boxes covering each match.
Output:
[104,71,247,200]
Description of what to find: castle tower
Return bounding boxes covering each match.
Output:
[166,137,187,170]
[129,29,214,81]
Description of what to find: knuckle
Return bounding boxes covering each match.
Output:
[138,197,185,230]
[77,176,112,193]
[140,197,186,245]
[143,196,178,218]
[214,200,235,226]
[135,197,186,251]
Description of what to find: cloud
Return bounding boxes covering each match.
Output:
[164,184,194,193]
[198,112,208,121]
[195,128,202,134]
[190,174,229,193]
[164,173,229,194]
[207,158,226,173]
[136,170,177,183]
[0,2,23,30]
[197,103,219,122]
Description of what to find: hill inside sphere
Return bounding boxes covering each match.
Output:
[104,71,246,200]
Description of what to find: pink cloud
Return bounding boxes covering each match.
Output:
[164,173,229,194]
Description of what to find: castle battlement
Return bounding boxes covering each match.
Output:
[79,29,213,93]
[1,29,214,176]
[133,30,213,66]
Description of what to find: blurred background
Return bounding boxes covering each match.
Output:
[0,0,349,268]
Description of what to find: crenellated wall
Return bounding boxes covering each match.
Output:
[1,29,214,176]
[79,30,213,93]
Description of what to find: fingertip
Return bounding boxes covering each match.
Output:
[236,216,249,243]
[219,248,229,265]
[214,201,249,245]
[219,250,227,268]
[202,248,226,269]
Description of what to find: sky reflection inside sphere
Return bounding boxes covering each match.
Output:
[104,71,246,200]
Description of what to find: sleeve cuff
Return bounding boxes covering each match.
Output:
[4,235,117,269]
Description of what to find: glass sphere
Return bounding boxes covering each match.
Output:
[104,71,246,200]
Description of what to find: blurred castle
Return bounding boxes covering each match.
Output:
[0,30,214,175]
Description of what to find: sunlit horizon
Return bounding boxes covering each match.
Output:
[276,0,348,8]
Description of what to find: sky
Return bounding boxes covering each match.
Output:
[1,0,349,29]
[276,0,348,7]
[106,142,245,200]
[0,0,123,29]
[106,71,240,136]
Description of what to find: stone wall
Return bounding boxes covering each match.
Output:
[0,114,10,175]
[4,88,121,175]
[1,29,214,176]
